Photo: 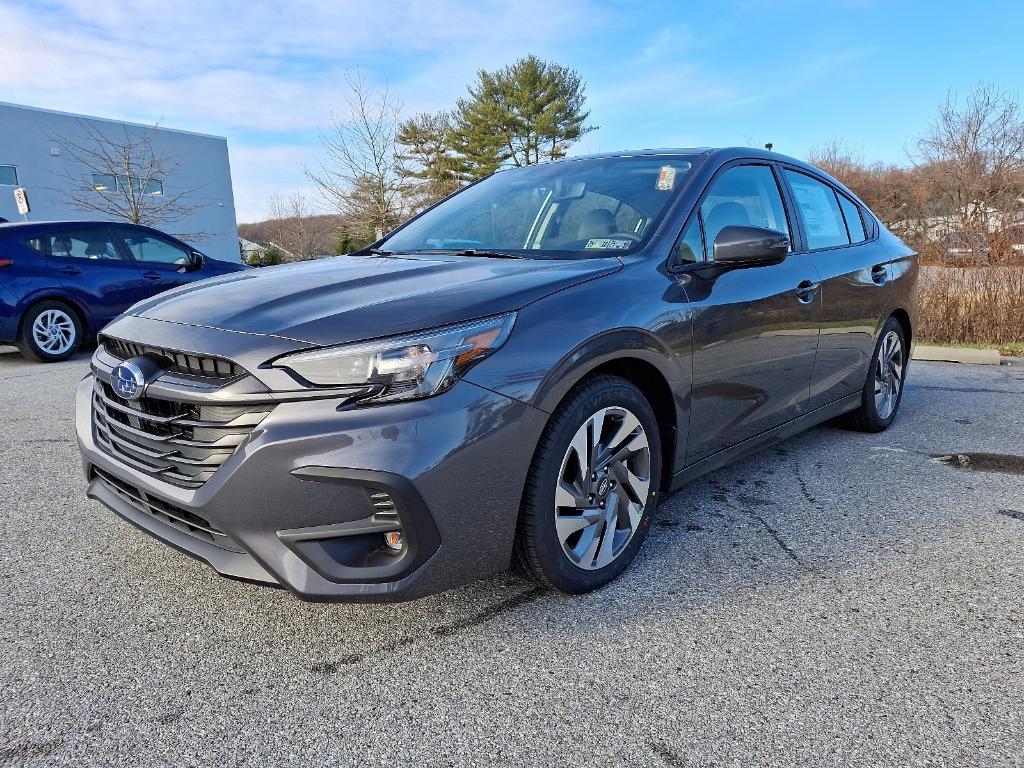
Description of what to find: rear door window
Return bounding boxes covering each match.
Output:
[47,229,124,260]
[784,171,850,250]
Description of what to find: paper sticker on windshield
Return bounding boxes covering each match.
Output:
[656,165,677,191]
[585,238,631,250]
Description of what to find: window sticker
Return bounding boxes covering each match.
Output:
[656,165,677,191]
[585,238,632,250]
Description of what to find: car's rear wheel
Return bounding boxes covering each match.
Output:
[514,375,662,593]
[845,315,907,432]
[17,301,82,363]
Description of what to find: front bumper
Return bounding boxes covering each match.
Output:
[76,349,547,602]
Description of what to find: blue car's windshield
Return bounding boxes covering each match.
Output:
[380,155,695,258]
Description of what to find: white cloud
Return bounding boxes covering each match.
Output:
[0,1,880,222]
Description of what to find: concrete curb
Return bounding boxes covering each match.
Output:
[912,344,1002,365]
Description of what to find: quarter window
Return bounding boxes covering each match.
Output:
[837,193,866,243]
[47,229,123,260]
[0,165,18,186]
[784,171,850,250]
[700,165,791,260]
[118,231,191,265]
[676,217,703,263]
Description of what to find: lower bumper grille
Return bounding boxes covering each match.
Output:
[92,466,244,553]
[91,379,274,489]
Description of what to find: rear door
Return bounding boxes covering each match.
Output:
[677,162,822,463]
[45,225,148,329]
[113,228,199,291]
[780,168,893,409]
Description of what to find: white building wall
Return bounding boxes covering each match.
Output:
[0,102,240,261]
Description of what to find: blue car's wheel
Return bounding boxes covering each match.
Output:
[17,301,82,363]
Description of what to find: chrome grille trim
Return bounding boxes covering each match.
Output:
[91,379,274,489]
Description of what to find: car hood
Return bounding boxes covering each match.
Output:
[129,253,621,346]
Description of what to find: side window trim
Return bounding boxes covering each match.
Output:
[779,164,879,252]
[668,159,792,271]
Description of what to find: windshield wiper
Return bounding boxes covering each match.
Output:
[416,248,524,259]
[366,247,394,256]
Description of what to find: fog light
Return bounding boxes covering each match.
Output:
[383,530,403,551]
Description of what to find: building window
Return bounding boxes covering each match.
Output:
[92,173,116,191]
[92,174,163,195]
[0,165,18,186]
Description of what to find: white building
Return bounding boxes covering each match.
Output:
[0,101,240,261]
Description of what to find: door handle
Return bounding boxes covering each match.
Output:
[871,264,888,285]
[142,271,162,280]
[59,266,81,275]
[795,280,819,303]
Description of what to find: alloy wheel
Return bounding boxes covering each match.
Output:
[32,309,76,356]
[874,330,904,420]
[554,406,652,570]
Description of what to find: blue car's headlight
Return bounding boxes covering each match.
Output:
[273,312,516,403]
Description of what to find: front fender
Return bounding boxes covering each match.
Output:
[464,263,692,472]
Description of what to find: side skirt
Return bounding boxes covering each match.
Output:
[669,392,861,491]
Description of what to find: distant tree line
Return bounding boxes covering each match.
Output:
[814,82,1024,348]
[809,82,1024,267]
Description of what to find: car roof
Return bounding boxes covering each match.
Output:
[0,220,147,230]
[544,146,813,170]
[0,220,162,239]
[537,147,863,205]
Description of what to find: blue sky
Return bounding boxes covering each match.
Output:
[3,0,1023,221]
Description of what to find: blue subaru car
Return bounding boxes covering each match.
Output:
[0,221,248,362]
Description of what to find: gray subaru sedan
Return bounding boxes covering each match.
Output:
[76,147,917,601]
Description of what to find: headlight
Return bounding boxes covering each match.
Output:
[273,312,517,403]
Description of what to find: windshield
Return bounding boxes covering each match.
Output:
[380,155,696,258]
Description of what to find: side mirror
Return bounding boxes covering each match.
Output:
[713,225,790,266]
[189,251,205,271]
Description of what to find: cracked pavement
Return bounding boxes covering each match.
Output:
[1,346,1023,767]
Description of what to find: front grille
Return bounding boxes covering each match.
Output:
[92,466,244,552]
[92,379,274,489]
[102,336,243,380]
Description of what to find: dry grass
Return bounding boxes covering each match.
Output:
[918,265,1024,346]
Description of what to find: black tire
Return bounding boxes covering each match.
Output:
[16,300,82,363]
[845,315,908,433]
[513,375,662,593]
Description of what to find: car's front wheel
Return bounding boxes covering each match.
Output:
[514,375,662,593]
[17,301,82,363]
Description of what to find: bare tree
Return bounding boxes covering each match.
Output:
[808,139,865,181]
[267,192,330,260]
[51,120,203,229]
[308,71,405,241]
[914,82,1024,254]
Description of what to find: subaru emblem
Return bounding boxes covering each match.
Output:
[111,361,146,401]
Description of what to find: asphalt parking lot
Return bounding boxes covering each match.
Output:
[1,347,1022,767]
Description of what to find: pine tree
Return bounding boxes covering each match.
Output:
[396,111,467,211]
[452,56,596,179]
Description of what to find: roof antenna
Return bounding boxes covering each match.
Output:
[764,142,773,151]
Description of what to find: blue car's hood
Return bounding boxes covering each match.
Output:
[129,253,620,346]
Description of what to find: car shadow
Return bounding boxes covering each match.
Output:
[91,388,958,672]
